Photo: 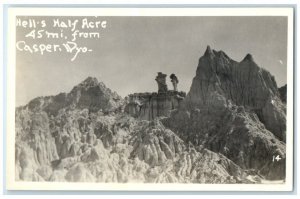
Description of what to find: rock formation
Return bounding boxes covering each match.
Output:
[155,72,168,93]
[163,46,287,180]
[186,46,286,141]
[125,72,186,120]
[170,74,179,91]
[125,91,186,120]
[15,46,287,183]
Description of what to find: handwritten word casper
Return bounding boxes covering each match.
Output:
[53,18,107,31]
[16,41,92,61]
[16,41,61,54]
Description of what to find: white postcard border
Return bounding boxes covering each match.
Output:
[6,7,294,191]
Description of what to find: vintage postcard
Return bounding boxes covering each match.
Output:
[5,7,294,191]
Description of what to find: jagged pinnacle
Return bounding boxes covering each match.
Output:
[78,76,99,87]
[243,53,254,62]
[204,45,214,56]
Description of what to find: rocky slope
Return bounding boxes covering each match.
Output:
[16,77,251,183]
[15,104,247,183]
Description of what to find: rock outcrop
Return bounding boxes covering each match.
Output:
[163,46,287,180]
[186,46,286,141]
[125,72,186,121]
[125,91,186,120]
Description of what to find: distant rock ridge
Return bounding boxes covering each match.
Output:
[22,77,124,116]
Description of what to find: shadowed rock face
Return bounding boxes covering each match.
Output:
[278,84,287,104]
[186,46,286,141]
[163,105,286,180]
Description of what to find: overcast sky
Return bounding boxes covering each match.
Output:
[16,16,287,106]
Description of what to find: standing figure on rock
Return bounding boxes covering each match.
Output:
[155,72,168,93]
[170,74,179,91]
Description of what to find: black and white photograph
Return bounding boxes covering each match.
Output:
[5,7,294,191]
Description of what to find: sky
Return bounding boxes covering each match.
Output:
[16,16,288,106]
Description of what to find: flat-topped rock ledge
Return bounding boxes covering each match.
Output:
[125,90,186,120]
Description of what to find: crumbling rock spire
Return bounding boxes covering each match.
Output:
[170,74,179,91]
[155,72,168,93]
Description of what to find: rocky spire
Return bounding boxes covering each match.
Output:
[204,45,214,57]
[186,46,286,141]
[155,72,168,93]
[242,53,254,62]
